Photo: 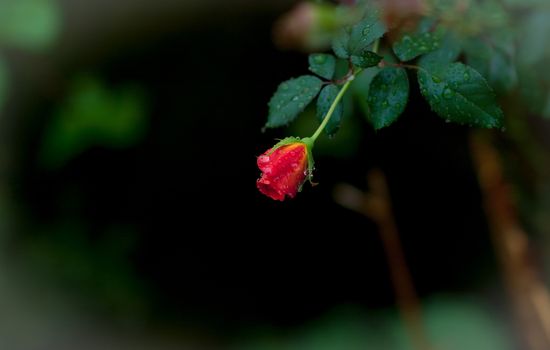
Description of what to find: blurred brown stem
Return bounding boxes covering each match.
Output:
[334,169,433,350]
[470,132,550,350]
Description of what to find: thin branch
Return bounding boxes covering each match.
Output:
[334,169,433,350]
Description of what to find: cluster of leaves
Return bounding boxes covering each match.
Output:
[263,0,550,137]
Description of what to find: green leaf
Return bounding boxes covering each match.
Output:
[266,75,323,128]
[350,50,382,68]
[418,63,503,128]
[367,67,409,130]
[393,32,442,62]
[464,37,517,93]
[332,8,386,59]
[352,66,381,119]
[316,84,343,136]
[308,54,336,80]
[0,0,60,50]
[418,32,462,71]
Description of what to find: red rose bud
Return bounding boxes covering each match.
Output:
[257,139,313,201]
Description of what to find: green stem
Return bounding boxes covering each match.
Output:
[310,76,355,143]
[308,39,380,145]
[372,39,380,54]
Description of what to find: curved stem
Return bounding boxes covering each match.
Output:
[309,39,380,145]
[310,74,356,143]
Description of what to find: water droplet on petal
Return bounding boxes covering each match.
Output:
[258,155,270,163]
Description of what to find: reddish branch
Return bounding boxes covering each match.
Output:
[334,169,433,350]
[470,132,550,350]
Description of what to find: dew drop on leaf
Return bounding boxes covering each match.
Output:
[443,87,454,99]
[313,54,326,64]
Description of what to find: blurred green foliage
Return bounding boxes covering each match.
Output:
[392,298,513,350]
[40,76,148,168]
[23,221,147,318]
[0,0,60,50]
[517,8,550,119]
[0,57,7,114]
[237,297,513,350]
[0,0,60,114]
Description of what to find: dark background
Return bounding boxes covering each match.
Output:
[0,1,520,349]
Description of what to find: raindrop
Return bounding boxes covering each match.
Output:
[463,72,470,81]
[298,103,305,108]
[443,87,454,99]
[313,55,326,64]
[292,96,299,101]
[419,46,428,51]
[432,76,441,83]
[382,101,389,107]
[281,84,289,90]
